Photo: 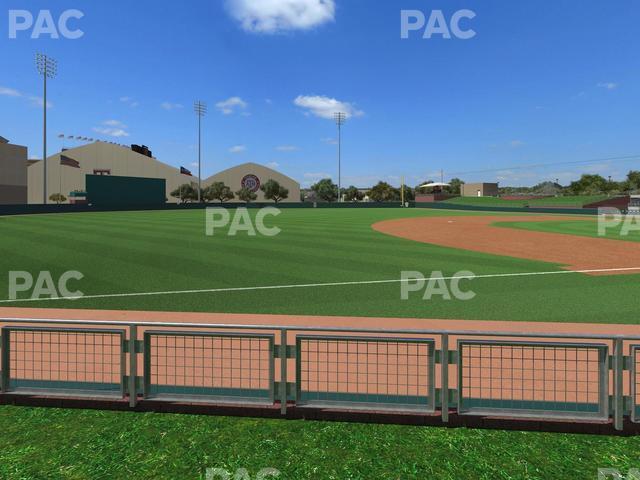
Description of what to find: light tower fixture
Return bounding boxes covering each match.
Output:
[194,100,207,203]
[334,112,346,202]
[36,53,57,204]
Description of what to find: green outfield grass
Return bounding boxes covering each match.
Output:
[0,208,638,323]
[0,405,637,480]
[442,195,607,208]
[494,218,640,242]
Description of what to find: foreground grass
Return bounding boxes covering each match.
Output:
[0,406,638,479]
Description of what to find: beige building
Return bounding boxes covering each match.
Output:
[27,141,195,204]
[0,137,28,205]
[204,162,300,203]
[462,182,499,197]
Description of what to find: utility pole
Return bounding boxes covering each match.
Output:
[36,53,57,204]
[334,112,346,202]
[194,101,207,203]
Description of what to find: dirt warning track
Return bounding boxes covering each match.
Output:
[372,215,640,275]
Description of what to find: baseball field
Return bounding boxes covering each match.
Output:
[1,207,639,479]
[0,208,639,322]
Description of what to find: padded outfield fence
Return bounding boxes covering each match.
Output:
[0,318,638,431]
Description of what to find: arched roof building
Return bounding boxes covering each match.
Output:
[204,162,300,203]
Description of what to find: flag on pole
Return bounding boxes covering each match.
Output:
[180,166,193,176]
[60,155,80,168]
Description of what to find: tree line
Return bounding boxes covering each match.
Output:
[170,179,289,203]
[171,171,640,204]
[307,178,465,203]
[307,171,640,203]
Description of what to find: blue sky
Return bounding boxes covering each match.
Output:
[1,0,639,187]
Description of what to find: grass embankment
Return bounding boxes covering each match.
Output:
[442,195,607,208]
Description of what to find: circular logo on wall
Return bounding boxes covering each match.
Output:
[241,174,261,192]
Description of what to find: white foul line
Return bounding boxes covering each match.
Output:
[2,266,640,304]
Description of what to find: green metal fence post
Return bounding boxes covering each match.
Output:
[280,328,288,414]
[129,325,138,408]
[441,334,449,423]
[614,338,624,431]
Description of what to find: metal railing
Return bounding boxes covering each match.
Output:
[295,335,436,412]
[142,331,275,404]
[457,340,609,421]
[0,317,638,431]
[1,326,125,397]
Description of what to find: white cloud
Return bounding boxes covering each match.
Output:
[93,128,129,138]
[510,140,525,148]
[216,96,248,115]
[276,145,298,152]
[322,137,338,145]
[303,172,331,179]
[27,96,53,109]
[103,120,127,128]
[229,145,247,153]
[0,86,52,108]
[597,82,619,90]
[119,96,139,107]
[0,86,21,97]
[226,0,335,34]
[294,95,363,120]
[93,120,130,138]
[161,102,184,111]
[266,162,280,169]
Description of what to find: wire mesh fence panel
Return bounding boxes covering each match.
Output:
[143,331,275,404]
[632,346,639,423]
[296,336,436,411]
[1,327,125,397]
[458,340,608,420]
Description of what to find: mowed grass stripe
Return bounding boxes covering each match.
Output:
[0,208,638,323]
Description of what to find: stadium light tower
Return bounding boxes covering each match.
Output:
[334,112,346,202]
[36,53,57,204]
[194,101,207,203]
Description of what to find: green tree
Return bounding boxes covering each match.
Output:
[203,182,235,203]
[49,193,67,204]
[568,174,608,195]
[260,179,289,203]
[170,183,199,202]
[532,181,562,196]
[311,178,338,202]
[343,185,364,202]
[447,178,464,195]
[368,181,398,202]
[403,186,415,201]
[236,187,257,203]
[627,171,640,191]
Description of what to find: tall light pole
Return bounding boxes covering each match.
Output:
[36,53,57,204]
[194,101,207,203]
[334,112,346,202]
